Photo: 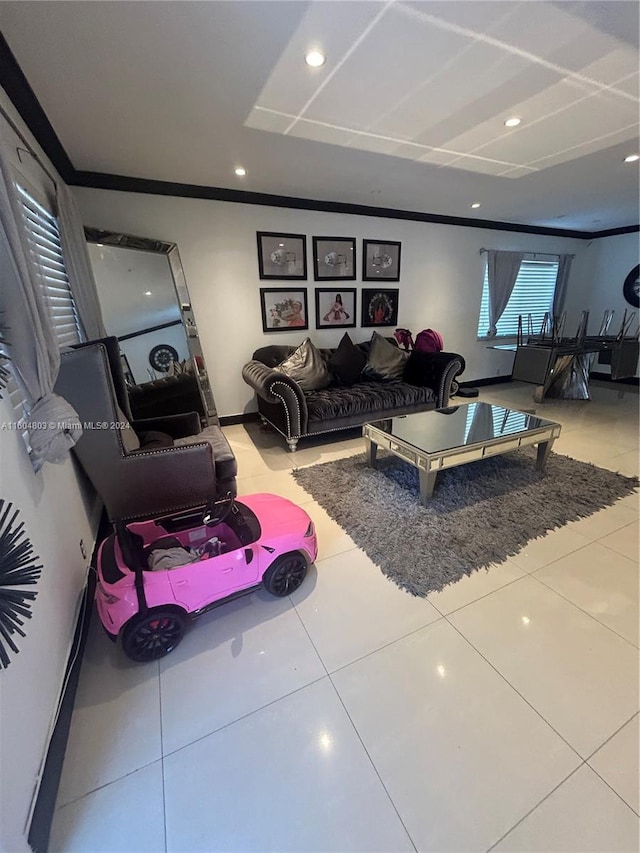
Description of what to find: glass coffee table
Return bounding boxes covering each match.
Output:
[363,402,562,504]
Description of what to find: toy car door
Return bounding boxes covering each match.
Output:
[168,545,259,612]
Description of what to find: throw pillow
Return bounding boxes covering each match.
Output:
[362,332,408,381]
[327,332,366,386]
[136,430,174,449]
[277,338,331,391]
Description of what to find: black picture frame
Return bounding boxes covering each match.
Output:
[361,288,399,327]
[362,239,401,282]
[315,288,357,329]
[312,236,356,281]
[260,288,309,332]
[257,231,307,280]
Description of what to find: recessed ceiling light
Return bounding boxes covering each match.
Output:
[504,117,521,127]
[305,50,326,68]
[144,291,152,296]
[470,202,481,209]
[234,167,247,176]
[624,154,639,163]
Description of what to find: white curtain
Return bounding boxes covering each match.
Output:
[56,182,106,340]
[0,144,80,469]
[552,253,573,319]
[486,250,524,337]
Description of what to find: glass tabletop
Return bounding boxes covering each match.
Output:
[370,402,558,455]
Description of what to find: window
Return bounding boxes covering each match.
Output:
[477,256,559,338]
[16,184,82,348]
[464,403,528,443]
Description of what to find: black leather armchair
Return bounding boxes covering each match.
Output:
[54,338,236,521]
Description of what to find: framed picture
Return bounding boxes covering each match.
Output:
[257,232,307,280]
[361,288,399,327]
[260,288,309,332]
[315,288,356,329]
[312,236,356,281]
[362,239,401,282]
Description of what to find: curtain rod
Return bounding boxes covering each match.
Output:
[479,248,575,259]
[0,102,58,189]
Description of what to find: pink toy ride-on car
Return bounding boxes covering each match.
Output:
[95,493,317,662]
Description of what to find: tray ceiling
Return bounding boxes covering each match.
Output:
[0,0,638,230]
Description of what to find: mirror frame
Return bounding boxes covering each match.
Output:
[84,227,216,419]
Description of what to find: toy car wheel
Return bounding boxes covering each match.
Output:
[121,608,187,662]
[263,552,308,597]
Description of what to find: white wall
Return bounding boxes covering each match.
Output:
[74,187,587,416]
[565,232,639,323]
[0,89,99,852]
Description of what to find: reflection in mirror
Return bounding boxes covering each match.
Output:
[85,228,217,423]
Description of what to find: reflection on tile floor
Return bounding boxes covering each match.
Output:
[51,382,639,852]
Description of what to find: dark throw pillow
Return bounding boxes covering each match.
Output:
[362,332,408,381]
[278,338,331,391]
[136,430,175,449]
[327,332,367,386]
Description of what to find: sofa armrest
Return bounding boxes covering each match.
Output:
[404,352,466,407]
[242,360,308,437]
[132,412,202,439]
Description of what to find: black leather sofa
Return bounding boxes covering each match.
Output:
[242,339,465,451]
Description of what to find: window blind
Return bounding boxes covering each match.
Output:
[16,184,82,348]
[477,258,559,338]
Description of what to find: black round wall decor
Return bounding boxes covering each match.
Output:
[149,344,179,373]
[623,264,640,308]
[0,500,42,669]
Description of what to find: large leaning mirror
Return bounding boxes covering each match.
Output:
[85,228,218,423]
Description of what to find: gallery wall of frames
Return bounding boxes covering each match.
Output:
[256,231,401,332]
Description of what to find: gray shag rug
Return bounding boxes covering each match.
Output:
[292,449,638,596]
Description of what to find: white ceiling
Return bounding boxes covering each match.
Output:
[1,1,639,230]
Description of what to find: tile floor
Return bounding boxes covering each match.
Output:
[50,382,639,852]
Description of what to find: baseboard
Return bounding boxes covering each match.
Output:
[27,513,109,853]
[219,412,260,426]
[460,375,513,388]
[590,372,639,387]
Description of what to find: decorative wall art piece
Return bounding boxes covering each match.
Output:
[315,288,357,329]
[362,239,402,282]
[149,343,179,372]
[312,237,356,281]
[257,232,307,280]
[0,500,42,669]
[0,318,9,398]
[260,288,309,332]
[623,264,639,308]
[361,288,400,327]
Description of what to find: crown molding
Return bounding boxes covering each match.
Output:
[72,170,596,239]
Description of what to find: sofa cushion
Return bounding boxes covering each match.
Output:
[327,332,367,386]
[363,332,409,381]
[277,338,331,391]
[305,380,435,422]
[173,425,238,483]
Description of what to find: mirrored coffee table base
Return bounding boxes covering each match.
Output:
[363,403,562,505]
